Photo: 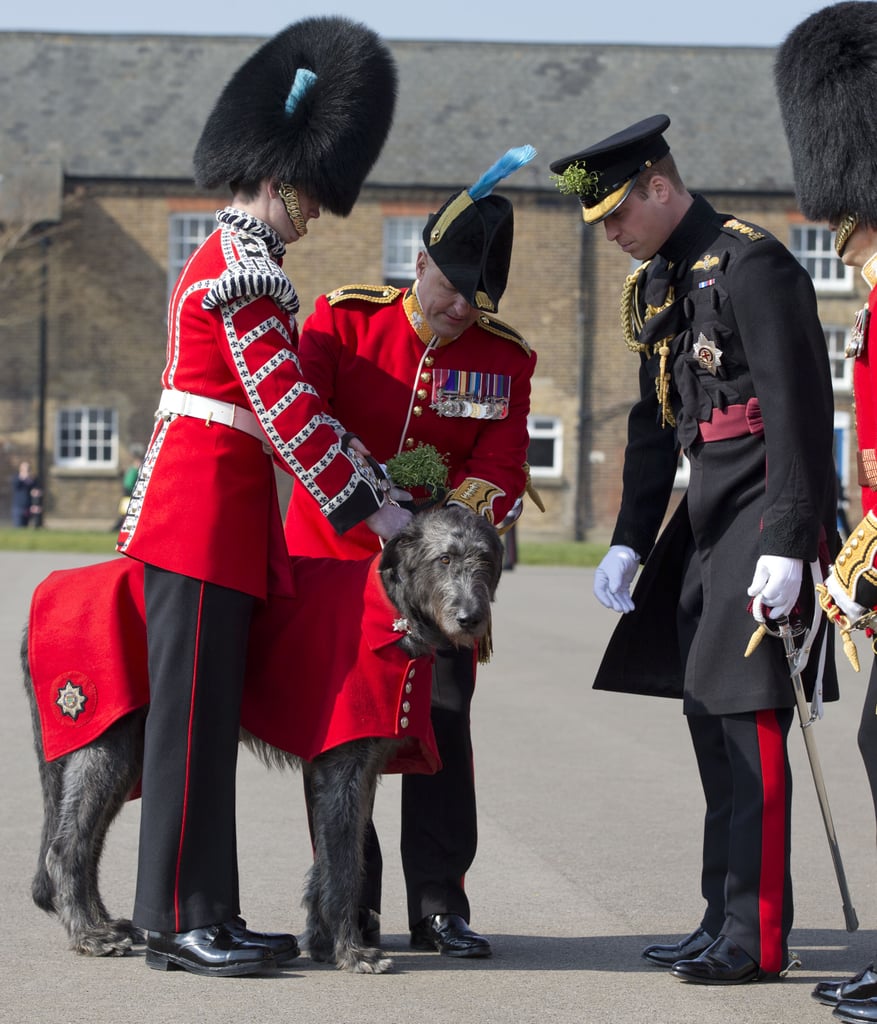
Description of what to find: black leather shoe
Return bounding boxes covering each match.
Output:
[226,916,299,965]
[410,914,492,958]
[834,998,877,1022]
[358,907,381,945]
[642,926,715,967]
[815,965,877,1007]
[670,934,761,985]
[145,923,278,976]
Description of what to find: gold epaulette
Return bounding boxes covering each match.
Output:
[722,218,766,243]
[326,284,403,306]
[474,313,531,356]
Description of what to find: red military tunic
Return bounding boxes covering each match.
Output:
[119,208,384,596]
[852,258,877,517]
[284,284,536,558]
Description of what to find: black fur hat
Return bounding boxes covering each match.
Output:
[193,16,397,216]
[775,1,877,226]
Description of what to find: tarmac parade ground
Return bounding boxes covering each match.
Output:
[3,551,877,1024]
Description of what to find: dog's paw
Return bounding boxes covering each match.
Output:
[72,920,143,957]
[336,946,394,974]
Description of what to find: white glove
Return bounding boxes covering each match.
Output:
[594,545,640,614]
[747,555,803,622]
[825,568,869,623]
[387,486,413,504]
[365,502,413,541]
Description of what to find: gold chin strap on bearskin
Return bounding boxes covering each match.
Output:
[279,183,308,237]
[835,214,860,257]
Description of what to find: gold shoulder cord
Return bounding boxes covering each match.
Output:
[620,260,676,427]
[620,262,650,353]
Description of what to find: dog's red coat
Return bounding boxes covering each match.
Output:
[28,555,440,780]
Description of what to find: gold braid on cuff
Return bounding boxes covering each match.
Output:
[279,183,308,237]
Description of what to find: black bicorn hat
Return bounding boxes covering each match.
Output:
[193,16,397,217]
[549,114,671,224]
[775,1,877,227]
[423,146,536,312]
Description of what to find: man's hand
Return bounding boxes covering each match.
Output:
[747,555,803,621]
[594,545,640,613]
[825,568,869,623]
[365,502,413,540]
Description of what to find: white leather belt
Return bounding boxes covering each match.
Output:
[156,388,266,444]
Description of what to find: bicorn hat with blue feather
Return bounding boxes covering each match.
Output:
[423,146,536,312]
[193,16,397,217]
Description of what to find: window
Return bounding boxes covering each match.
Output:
[527,415,563,478]
[824,324,854,392]
[789,225,853,292]
[56,407,118,468]
[168,213,216,294]
[383,217,423,289]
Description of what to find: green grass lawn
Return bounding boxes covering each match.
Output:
[0,527,608,566]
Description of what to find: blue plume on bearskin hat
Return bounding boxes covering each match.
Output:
[775,1,877,226]
[193,16,397,217]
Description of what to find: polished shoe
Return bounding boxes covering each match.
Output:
[226,915,299,965]
[642,926,715,967]
[814,965,877,1007]
[358,907,381,945]
[145,922,278,977]
[834,997,877,1023]
[410,914,492,958]
[669,934,761,985]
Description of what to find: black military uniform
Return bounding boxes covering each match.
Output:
[551,116,839,982]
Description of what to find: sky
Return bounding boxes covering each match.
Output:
[0,0,832,47]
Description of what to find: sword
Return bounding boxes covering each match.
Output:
[775,615,859,932]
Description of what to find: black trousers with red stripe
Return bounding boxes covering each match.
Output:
[133,564,254,933]
[688,707,794,972]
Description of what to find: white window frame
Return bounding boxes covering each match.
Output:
[55,407,118,468]
[824,324,854,393]
[168,212,216,295]
[789,224,854,293]
[383,216,423,288]
[527,414,563,479]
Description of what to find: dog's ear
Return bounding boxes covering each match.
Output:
[378,532,402,580]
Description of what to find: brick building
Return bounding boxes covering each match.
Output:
[0,33,864,539]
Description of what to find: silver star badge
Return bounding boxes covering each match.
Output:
[694,332,722,376]
[392,617,410,634]
[56,679,87,721]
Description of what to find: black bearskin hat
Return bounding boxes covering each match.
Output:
[193,16,397,216]
[775,1,877,226]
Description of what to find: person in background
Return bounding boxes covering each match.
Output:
[776,5,877,1021]
[11,460,40,527]
[550,114,838,984]
[115,17,403,978]
[284,147,540,957]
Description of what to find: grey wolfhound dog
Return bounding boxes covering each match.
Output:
[22,506,504,973]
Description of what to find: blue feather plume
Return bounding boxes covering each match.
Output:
[468,145,537,201]
[285,68,318,116]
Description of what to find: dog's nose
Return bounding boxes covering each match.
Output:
[456,612,483,631]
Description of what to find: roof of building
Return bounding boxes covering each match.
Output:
[0,32,791,196]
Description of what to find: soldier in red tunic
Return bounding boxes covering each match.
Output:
[117,17,405,977]
[284,148,539,957]
[776,5,877,1021]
